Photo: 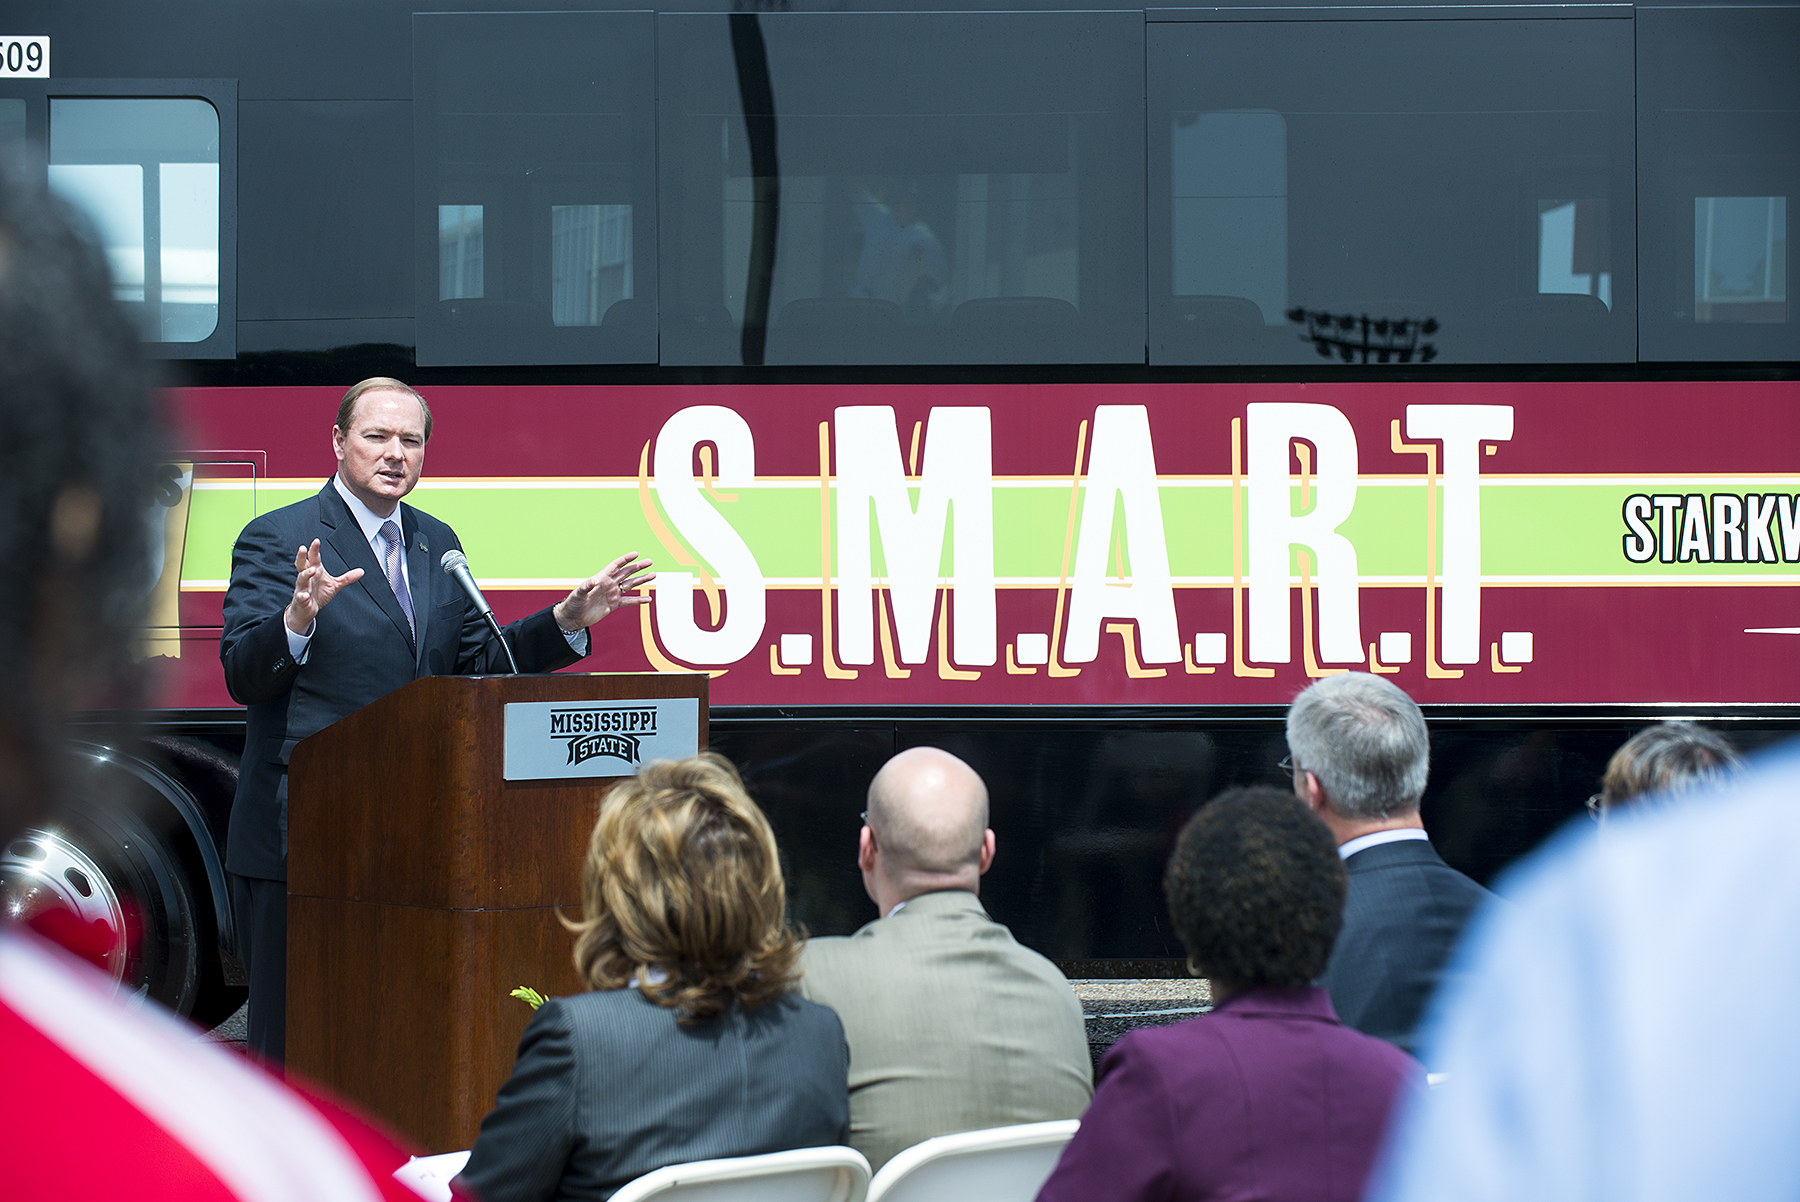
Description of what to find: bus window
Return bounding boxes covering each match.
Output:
[1640,8,1798,362]
[438,205,483,302]
[49,97,220,343]
[551,204,631,328]
[413,11,657,366]
[1694,198,1786,325]
[657,11,1145,367]
[1170,110,1288,335]
[1539,200,1612,311]
[1149,14,1635,365]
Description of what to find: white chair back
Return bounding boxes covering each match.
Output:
[865,1120,1079,1202]
[609,1145,871,1202]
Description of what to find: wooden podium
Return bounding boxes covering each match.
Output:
[286,671,708,1151]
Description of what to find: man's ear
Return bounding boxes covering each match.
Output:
[1298,770,1329,815]
[977,829,996,876]
[858,825,877,873]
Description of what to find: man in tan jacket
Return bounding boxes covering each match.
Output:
[798,747,1093,1171]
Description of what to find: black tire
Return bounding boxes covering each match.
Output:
[189,947,249,1030]
[2,791,204,1017]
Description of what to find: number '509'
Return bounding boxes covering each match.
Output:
[0,38,48,77]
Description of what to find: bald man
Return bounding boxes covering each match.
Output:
[797,747,1092,1171]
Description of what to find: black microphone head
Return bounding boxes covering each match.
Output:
[441,549,468,573]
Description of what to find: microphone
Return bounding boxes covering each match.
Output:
[441,549,520,674]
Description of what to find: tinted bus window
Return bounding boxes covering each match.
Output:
[49,97,220,343]
[1639,8,1798,362]
[657,11,1145,366]
[1148,14,1635,365]
[413,11,657,366]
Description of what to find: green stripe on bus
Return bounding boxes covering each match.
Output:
[179,480,1800,586]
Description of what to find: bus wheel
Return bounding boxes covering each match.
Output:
[1,805,202,1017]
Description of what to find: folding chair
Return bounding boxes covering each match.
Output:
[865,1120,1079,1202]
[610,1145,872,1202]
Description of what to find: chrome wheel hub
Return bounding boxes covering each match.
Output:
[0,827,129,983]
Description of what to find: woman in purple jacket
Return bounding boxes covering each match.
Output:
[1037,786,1424,1202]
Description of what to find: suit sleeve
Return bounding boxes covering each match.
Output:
[1035,1036,1177,1202]
[457,1001,580,1202]
[453,602,585,676]
[219,516,306,707]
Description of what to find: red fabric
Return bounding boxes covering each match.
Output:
[4,998,240,1200]
[1,928,429,1202]
[283,1075,439,1201]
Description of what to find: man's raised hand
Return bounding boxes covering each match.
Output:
[284,539,365,633]
[554,552,655,631]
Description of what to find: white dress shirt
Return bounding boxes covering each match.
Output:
[285,475,587,661]
[1338,827,1431,860]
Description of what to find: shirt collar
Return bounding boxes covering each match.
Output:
[1338,827,1431,860]
[879,888,986,921]
[332,473,401,545]
[1212,984,1341,1023]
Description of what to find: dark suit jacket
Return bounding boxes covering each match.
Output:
[458,989,851,1202]
[1319,838,1491,1061]
[1036,986,1423,1202]
[220,480,581,881]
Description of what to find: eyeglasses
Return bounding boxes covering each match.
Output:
[1277,754,1302,775]
[1585,793,1607,824]
[859,810,868,824]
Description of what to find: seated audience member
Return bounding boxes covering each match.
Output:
[797,747,1092,1171]
[1036,787,1424,1202]
[1287,673,1490,1062]
[0,168,424,1200]
[1371,742,1796,1202]
[457,753,849,1202]
[1588,720,1742,822]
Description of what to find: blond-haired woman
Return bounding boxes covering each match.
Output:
[457,754,849,1202]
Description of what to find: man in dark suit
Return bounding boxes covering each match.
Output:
[221,377,652,1063]
[1285,672,1490,1064]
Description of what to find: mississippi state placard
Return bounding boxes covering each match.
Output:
[503,697,701,781]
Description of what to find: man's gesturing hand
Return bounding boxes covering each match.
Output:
[554,552,655,632]
[285,539,365,633]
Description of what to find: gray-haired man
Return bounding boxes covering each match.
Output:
[1285,673,1491,1061]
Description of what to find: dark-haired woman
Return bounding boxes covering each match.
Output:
[1036,786,1423,1202]
[457,753,850,1202]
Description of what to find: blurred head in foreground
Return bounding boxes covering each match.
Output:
[1591,721,1743,822]
[1163,785,1346,996]
[568,752,800,1022]
[0,168,159,840]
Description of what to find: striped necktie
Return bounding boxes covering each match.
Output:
[379,519,415,640]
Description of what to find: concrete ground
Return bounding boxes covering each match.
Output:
[1070,978,1213,1073]
[202,1001,248,1052]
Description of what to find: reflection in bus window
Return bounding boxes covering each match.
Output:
[551,204,631,327]
[1147,18,1634,365]
[1538,200,1612,310]
[439,205,484,301]
[660,11,1144,366]
[1695,197,1786,323]
[1172,110,1286,327]
[721,169,1075,327]
[48,98,219,343]
[159,163,220,342]
[47,164,144,302]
